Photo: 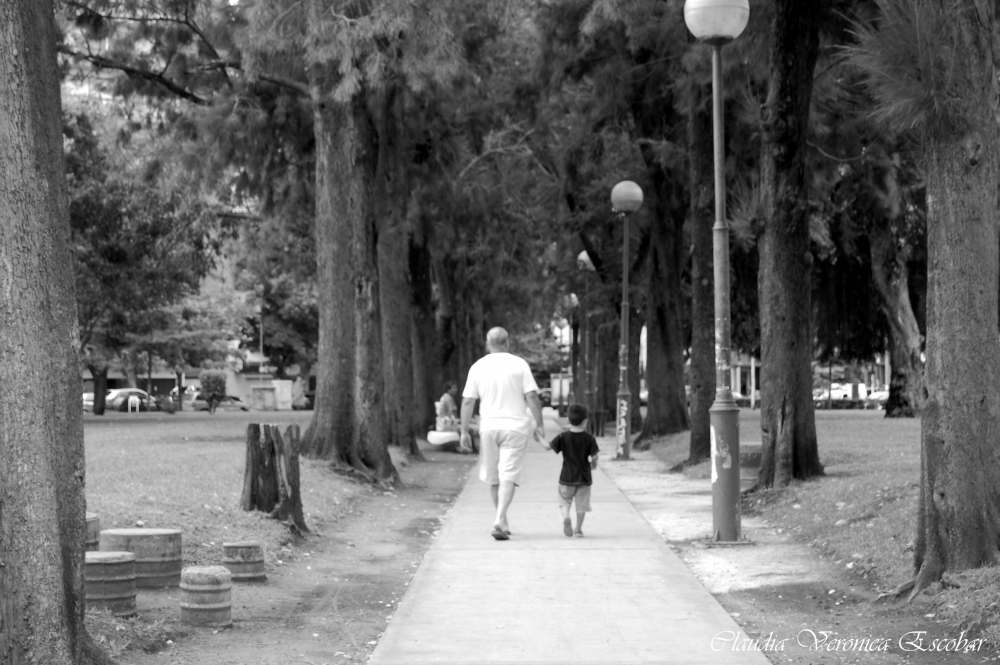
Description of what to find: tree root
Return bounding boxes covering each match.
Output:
[329,461,376,484]
[876,565,948,603]
[83,631,118,665]
[669,456,709,473]
[876,578,915,602]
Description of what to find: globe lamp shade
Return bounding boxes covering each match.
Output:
[683,0,750,43]
[611,181,643,213]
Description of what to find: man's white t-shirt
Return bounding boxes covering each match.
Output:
[462,352,539,434]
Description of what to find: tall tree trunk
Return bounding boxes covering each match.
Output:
[907,5,1000,594]
[302,73,357,465]
[570,314,581,406]
[89,364,110,415]
[868,218,923,417]
[0,2,110,662]
[757,0,824,487]
[409,231,439,432]
[638,162,689,441]
[121,349,139,388]
[375,86,419,457]
[435,256,458,379]
[628,307,643,433]
[687,78,714,463]
[347,91,397,485]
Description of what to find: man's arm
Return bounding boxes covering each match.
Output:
[459,397,477,449]
[525,391,545,445]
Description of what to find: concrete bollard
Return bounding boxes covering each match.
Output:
[222,541,266,582]
[100,528,183,588]
[85,551,137,616]
[85,512,101,552]
[180,566,233,627]
[740,443,762,492]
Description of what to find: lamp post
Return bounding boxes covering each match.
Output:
[684,0,749,542]
[577,250,596,434]
[611,181,643,460]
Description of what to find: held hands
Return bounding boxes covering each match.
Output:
[535,426,550,449]
[460,431,473,450]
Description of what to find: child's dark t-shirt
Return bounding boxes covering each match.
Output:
[550,431,600,486]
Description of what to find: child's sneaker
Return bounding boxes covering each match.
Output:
[574,529,584,538]
[563,518,573,537]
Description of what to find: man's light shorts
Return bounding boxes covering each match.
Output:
[558,483,592,512]
[479,429,529,485]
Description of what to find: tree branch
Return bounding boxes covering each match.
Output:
[58,45,209,105]
[196,60,310,97]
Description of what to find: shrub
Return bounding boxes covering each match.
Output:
[198,370,227,413]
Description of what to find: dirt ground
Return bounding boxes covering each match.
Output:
[115,446,476,665]
[601,442,995,665]
[113,439,994,665]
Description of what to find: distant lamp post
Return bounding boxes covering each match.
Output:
[611,180,643,460]
[577,250,596,433]
[684,0,749,542]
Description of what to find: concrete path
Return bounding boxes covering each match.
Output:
[369,415,770,665]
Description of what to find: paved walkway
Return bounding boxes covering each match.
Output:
[369,415,770,665]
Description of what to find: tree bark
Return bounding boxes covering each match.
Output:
[913,134,1000,590]
[0,2,111,662]
[435,255,459,380]
[375,85,419,457]
[409,229,439,432]
[638,163,689,441]
[687,78,714,463]
[89,364,110,415]
[757,0,824,487]
[302,72,356,463]
[241,424,309,534]
[909,12,1000,590]
[628,305,643,434]
[348,90,397,485]
[868,218,923,417]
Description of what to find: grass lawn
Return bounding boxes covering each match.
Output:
[84,410,360,569]
[83,410,367,655]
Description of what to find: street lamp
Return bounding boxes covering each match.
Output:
[684,0,749,542]
[577,250,596,434]
[611,180,643,460]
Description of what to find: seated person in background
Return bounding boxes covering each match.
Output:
[438,380,460,423]
[437,379,478,453]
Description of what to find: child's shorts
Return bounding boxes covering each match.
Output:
[558,483,592,512]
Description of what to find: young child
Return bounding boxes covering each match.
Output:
[544,403,600,537]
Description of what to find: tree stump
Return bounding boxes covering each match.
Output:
[241,424,309,533]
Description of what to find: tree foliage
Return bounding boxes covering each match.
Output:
[65,110,220,412]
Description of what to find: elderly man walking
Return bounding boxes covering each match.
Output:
[460,327,546,540]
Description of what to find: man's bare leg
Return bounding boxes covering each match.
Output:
[491,481,516,533]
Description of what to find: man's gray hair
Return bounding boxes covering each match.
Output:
[486,327,509,351]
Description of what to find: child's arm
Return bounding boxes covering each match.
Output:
[590,452,599,470]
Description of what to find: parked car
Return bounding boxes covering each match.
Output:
[106,388,154,412]
[866,389,889,409]
[191,393,251,412]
